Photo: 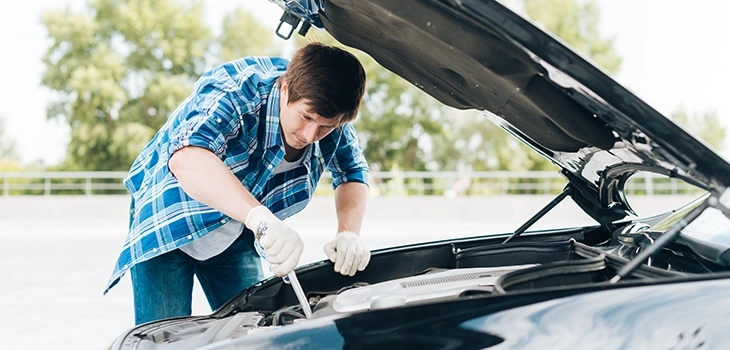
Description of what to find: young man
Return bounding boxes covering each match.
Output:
[104,43,371,325]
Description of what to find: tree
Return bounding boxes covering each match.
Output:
[41,0,211,170]
[0,116,20,172]
[356,58,446,172]
[0,116,18,161]
[672,106,726,152]
[524,0,622,75]
[41,1,275,171]
[218,7,283,61]
[432,110,551,171]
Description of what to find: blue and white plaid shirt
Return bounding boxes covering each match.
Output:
[104,56,369,294]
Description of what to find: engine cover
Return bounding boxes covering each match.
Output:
[328,265,535,314]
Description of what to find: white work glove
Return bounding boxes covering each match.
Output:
[245,206,304,277]
[323,231,371,276]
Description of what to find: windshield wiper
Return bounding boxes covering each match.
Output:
[609,196,712,283]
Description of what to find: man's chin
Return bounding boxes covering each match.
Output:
[293,138,310,149]
[284,138,307,150]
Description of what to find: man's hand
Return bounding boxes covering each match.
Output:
[245,206,304,277]
[323,231,371,276]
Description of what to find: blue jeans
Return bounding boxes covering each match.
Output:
[131,230,264,325]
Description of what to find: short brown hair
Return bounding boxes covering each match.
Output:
[279,43,366,124]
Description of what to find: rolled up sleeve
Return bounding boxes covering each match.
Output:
[328,123,370,189]
[167,69,256,160]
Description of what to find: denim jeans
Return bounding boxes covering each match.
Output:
[131,229,264,325]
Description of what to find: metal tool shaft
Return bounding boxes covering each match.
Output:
[253,238,312,319]
[287,271,313,318]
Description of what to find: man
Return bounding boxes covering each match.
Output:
[104,43,371,325]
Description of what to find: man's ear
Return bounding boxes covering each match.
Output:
[280,79,288,94]
[280,79,290,105]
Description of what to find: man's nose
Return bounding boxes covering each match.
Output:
[303,123,318,143]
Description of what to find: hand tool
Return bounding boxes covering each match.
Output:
[254,222,312,318]
[286,270,313,318]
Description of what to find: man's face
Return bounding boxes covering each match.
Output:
[279,82,339,150]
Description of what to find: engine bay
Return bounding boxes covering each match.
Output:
[120,228,710,350]
[256,237,684,328]
[121,264,545,346]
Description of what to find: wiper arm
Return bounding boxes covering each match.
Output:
[609,196,711,283]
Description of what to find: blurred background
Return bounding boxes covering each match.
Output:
[0,0,727,348]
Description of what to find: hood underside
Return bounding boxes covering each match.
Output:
[276,0,730,219]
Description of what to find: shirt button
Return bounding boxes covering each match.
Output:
[152,248,158,253]
[221,219,227,224]
[187,235,193,239]
[216,118,222,123]
[267,164,273,170]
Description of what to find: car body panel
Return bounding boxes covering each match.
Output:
[200,277,730,349]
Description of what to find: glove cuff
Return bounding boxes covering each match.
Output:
[245,206,275,240]
[336,231,359,238]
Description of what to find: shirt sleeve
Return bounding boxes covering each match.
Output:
[166,68,257,160]
[328,123,370,189]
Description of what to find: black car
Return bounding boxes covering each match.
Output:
[110,0,730,349]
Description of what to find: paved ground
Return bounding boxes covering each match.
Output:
[0,195,697,349]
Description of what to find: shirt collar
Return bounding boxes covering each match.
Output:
[264,82,284,150]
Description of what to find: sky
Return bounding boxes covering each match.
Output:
[1,0,730,166]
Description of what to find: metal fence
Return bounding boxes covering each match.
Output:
[0,171,704,196]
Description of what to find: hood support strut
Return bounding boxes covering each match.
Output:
[502,184,575,244]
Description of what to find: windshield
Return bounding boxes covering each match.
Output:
[652,194,730,249]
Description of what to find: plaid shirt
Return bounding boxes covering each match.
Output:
[104,56,369,294]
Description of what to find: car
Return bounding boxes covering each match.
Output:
[110,0,730,349]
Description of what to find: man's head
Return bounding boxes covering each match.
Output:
[278,43,366,149]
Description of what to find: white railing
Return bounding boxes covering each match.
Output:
[0,171,703,196]
[0,171,129,196]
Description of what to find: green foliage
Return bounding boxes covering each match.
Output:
[41,0,214,170]
[218,7,283,61]
[41,1,284,171]
[356,62,445,171]
[432,110,553,171]
[672,106,726,152]
[0,161,21,173]
[0,116,18,162]
[524,0,622,75]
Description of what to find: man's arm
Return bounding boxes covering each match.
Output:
[168,145,260,223]
[334,182,368,234]
[324,181,371,276]
[169,145,304,276]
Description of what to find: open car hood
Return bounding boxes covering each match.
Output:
[273,0,730,223]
